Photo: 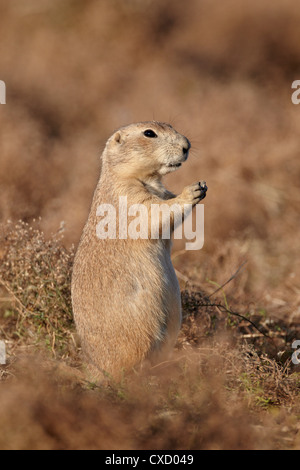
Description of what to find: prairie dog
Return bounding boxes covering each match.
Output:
[71,121,207,381]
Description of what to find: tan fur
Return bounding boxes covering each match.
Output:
[71,121,207,381]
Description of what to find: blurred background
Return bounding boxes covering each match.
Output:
[0,0,299,310]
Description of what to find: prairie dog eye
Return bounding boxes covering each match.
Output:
[143,129,157,138]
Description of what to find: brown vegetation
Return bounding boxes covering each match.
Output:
[0,0,299,450]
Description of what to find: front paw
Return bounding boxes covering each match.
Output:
[181,181,207,206]
[199,180,207,201]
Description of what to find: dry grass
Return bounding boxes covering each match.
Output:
[0,223,299,450]
[0,221,75,360]
[0,0,299,450]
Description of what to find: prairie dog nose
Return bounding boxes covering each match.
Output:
[182,138,191,158]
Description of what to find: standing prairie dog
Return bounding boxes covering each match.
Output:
[71,121,207,381]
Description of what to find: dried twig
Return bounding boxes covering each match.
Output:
[201,300,273,341]
[208,260,248,298]
[174,268,190,283]
[0,277,29,316]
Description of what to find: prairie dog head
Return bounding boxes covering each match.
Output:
[102,121,191,179]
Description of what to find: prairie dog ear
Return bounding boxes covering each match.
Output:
[113,131,124,145]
